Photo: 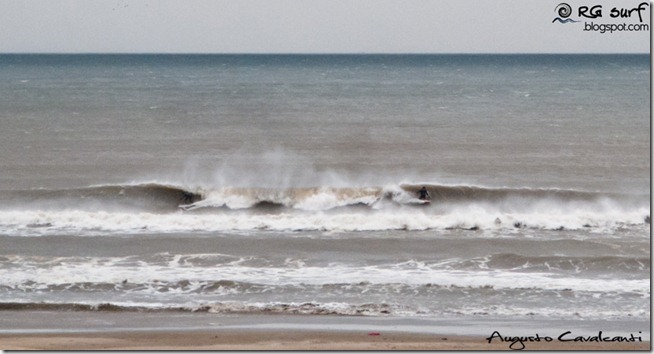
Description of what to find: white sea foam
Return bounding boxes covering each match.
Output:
[0,203,648,237]
[1,254,649,295]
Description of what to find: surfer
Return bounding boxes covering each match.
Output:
[417,186,430,200]
[181,191,195,204]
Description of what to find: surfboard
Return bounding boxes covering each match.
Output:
[408,198,431,206]
[179,203,199,211]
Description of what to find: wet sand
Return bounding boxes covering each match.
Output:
[0,330,650,351]
[0,311,649,350]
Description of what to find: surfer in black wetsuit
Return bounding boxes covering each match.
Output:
[418,186,430,200]
[182,191,195,204]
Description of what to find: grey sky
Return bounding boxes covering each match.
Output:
[0,0,650,53]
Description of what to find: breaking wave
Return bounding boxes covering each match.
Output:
[0,181,648,235]
[0,301,396,316]
[0,299,647,319]
[0,251,649,320]
[0,183,201,212]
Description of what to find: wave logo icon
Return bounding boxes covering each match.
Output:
[552,3,580,23]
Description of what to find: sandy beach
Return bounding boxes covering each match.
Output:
[0,329,650,351]
[0,310,650,350]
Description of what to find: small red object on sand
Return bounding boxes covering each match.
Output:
[368,332,381,336]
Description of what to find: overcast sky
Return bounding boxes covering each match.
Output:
[0,0,650,53]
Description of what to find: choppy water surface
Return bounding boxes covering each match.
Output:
[0,54,649,324]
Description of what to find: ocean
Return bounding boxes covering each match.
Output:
[0,54,649,337]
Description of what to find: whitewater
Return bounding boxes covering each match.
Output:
[0,180,648,236]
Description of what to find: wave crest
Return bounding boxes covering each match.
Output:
[0,182,648,235]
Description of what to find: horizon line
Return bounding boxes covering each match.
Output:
[0,52,650,56]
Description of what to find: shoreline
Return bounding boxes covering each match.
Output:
[0,311,650,350]
[1,329,650,351]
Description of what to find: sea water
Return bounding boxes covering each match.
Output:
[0,55,649,331]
